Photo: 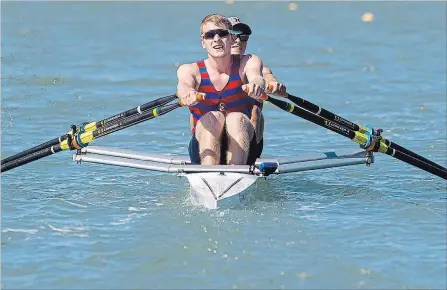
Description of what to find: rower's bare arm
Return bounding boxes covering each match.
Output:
[242,54,266,100]
[177,64,201,106]
[244,54,264,85]
[263,66,287,96]
[262,66,277,83]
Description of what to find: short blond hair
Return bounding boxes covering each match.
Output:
[200,14,232,35]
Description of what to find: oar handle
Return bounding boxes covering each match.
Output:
[242,85,269,101]
[266,84,288,98]
[178,92,206,106]
[243,82,289,101]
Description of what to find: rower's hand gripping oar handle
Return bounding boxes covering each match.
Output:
[243,82,289,101]
[177,92,206,107]
[242,77,270,101]
[266,83,288,98]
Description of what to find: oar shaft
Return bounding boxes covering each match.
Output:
[386,148,447,180]
[1,136,67,165]
[380,139,445,171]
[1,145,62,172]
[73,93,206,146]
[60,103,182,151]
[90,103,181,140]
[285,94,361,131]
[268,96,358,139]
[1,94,177,167]
[284,93,446,171]
[267,96,447,180]
[1,103,182,173]
[83,94,177,131]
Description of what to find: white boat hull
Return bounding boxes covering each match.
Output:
[186,172,258,209]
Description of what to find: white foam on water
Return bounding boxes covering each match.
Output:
[2,228,39,234]
[128,207,147,212]
[52,198,89,208]
[47,224,87,236]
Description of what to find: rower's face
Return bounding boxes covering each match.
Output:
[231,35,248,55]
[201,22,232,58]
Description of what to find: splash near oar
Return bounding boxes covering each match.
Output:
[1,94,177,166]
[265,95,447,180]
[1,94,204,173]
[269,87,445,172]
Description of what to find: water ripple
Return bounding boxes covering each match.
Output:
[2,1,446,289]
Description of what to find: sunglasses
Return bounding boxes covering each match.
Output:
[202,29,230,40]
[237,34,250,42]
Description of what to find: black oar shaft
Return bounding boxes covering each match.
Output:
[380,139,445,171]
[90,103,181,140]
[1,103,182,173]
[1,94,177,166]
[268,96,356,139]
[1,136,67,165]
[284,93,446,171]
[267,96,447,180]
[286,94,360,131]
[387,148,447,180]
[1,145,62,172]
[86,94,177,131]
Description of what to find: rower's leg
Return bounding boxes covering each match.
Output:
[225,112,254,165]
[250,105,264,144]
[195,111,225,165]
[246,106,264,164]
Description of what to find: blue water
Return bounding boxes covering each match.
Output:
[2,1,446,289]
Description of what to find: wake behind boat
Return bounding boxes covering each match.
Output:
[73,146,374,209]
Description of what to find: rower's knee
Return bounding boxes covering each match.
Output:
[225,112,254,145]
[196,111,225,138]
[225,113,254,164]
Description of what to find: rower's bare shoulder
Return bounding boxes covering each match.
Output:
[177,63,200,78]
[241,53,262,61]
[240,54,263,67]
[177,63,200,89]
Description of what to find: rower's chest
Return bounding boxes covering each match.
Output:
[207,71,231,92]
